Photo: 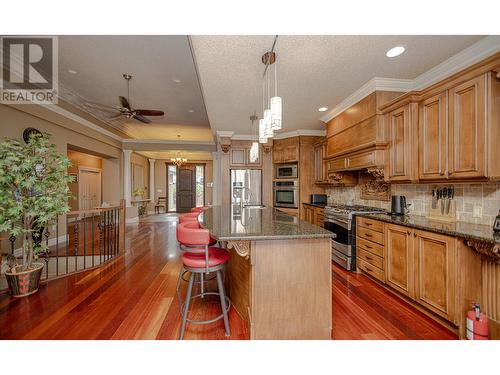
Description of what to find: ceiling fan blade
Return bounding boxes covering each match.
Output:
[118,96,131,110]
[135,109,164,117]
[132,114,152,124]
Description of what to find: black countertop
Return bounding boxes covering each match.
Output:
[199,205,335,241]
[302,203,327,209]
[358,212,500,245]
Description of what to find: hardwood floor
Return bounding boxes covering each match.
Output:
[0,214,457,340]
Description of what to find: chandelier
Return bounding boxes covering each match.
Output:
[171,156,187,167]
[259,35,282,144]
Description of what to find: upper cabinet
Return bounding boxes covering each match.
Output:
[230,144,262,167]
[448,75,486,179]
[419,91,448,180]
[387,103,418,182]
[273,137,299,164]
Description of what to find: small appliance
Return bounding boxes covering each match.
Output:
[390,195,407,216]
[275,164,298,179]
[310,194,327,206]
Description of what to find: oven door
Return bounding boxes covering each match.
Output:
[273,189,297,208]
[324,216,351,257]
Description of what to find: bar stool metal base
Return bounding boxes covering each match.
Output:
[179,264,231,339]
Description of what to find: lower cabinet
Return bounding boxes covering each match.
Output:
[358,219,459,326]
[385,224,415,298]
[302,204,324,227]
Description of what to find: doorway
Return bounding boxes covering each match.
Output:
[166,164,205,213]
[78,167,102,210]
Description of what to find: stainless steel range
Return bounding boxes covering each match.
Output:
[324,204,385,271]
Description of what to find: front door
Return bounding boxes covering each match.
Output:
[176,165,196,213]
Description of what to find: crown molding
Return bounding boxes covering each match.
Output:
[122,138,215,145]
[273,129,326,139]
[413,35,500,90]
[319,36,500,123]
[231,134,258,141]
[319,77,412,122]
[215,130,235,139]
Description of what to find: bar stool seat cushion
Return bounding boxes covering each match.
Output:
[182,247,229,268]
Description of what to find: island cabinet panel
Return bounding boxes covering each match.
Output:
[385,224,414,298]
[414,230,457,323]
[251,238,332,339]
[387,103,418,182]
[448,74,486,179]
[419,91,448,180]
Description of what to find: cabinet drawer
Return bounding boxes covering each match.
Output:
[357,226,384,245]
[356,236,384,258]
[357,258,385,283]
[357,217,384,233]
[357,248,384,270]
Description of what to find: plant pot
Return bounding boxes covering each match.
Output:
[5,262,44,297]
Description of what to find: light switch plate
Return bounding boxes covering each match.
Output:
[473,205,483,218]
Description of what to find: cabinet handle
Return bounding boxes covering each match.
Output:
[365,256,373,261]
[365,233,372,238]
[365,245,373,249]
[365,223,372,226]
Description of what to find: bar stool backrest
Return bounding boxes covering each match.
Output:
[177,221,210,271]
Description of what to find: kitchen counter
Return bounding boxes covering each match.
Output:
[199,205,333,339]
[358,212,500,245]
[302,203,327,209]
[199,205,334,241]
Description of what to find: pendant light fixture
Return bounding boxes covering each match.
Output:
[249,114,259,162]
[259,35,282,141]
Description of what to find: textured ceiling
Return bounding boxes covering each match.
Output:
[58,35,213,141]
[191,35,483,135]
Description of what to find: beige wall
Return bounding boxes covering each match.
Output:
[0,103,123,252]
[130,152,150,197]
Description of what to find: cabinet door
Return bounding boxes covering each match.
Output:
[414,230,457,323]
[273,147,284,163]
[313,144,324,182]
[448,74,486,179]
[388,104,416,181]
[385,224,414,298]
[419,92,448,180]
[230,148,246,166]
[284,145,299,162]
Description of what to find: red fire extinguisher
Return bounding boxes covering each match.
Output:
[466,303,489,340]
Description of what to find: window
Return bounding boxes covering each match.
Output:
[168,165,176,212]
[195,165,204,207]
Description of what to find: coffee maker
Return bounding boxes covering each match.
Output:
[390,195,407,216]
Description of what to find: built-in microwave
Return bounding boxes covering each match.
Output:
[275,164,298,179]
[273,180,299,208]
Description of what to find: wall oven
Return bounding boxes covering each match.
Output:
[275,164,298,179]
[273,180,299,208]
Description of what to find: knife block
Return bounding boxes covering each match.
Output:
[428,199,456,222]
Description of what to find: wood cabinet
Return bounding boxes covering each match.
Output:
[301,204,324,227]
[313,141,326,183]
[419,92,448,180]
[414,230,457,323]
[230,145,262,167]
[356,217,386,283]
[448,74,486,179]
[273,138,299,164]
[387,103,418,182]
[385,224,415,298]
[276,207,299,218]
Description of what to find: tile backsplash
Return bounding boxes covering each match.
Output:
[326,182,500,226]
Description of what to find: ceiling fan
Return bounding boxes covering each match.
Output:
[111,74,164,124]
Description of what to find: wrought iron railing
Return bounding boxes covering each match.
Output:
[0,200,126,292]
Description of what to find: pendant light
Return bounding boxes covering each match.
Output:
[270,54,282,130]
[249,114,259,162]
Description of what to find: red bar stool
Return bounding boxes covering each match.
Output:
[179,211,199,223]
[176,222,230,339]
[191,207,206,213]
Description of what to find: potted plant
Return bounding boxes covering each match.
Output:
[0,132,73,297]
[132,186,146,200]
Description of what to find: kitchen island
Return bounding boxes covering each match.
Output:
[199,205,335,339]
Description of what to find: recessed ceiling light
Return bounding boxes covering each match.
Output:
[173,78,181,83]
[68,68,78,74]
[386,46,405,58]
[318,107,328,112]
[188,109,194,113]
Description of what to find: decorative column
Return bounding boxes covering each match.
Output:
[123,149,132,207]
[149,159,155,203]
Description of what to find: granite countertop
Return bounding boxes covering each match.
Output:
[357,212,500,245]
[199,205,335,241]
[302,203,327,209]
